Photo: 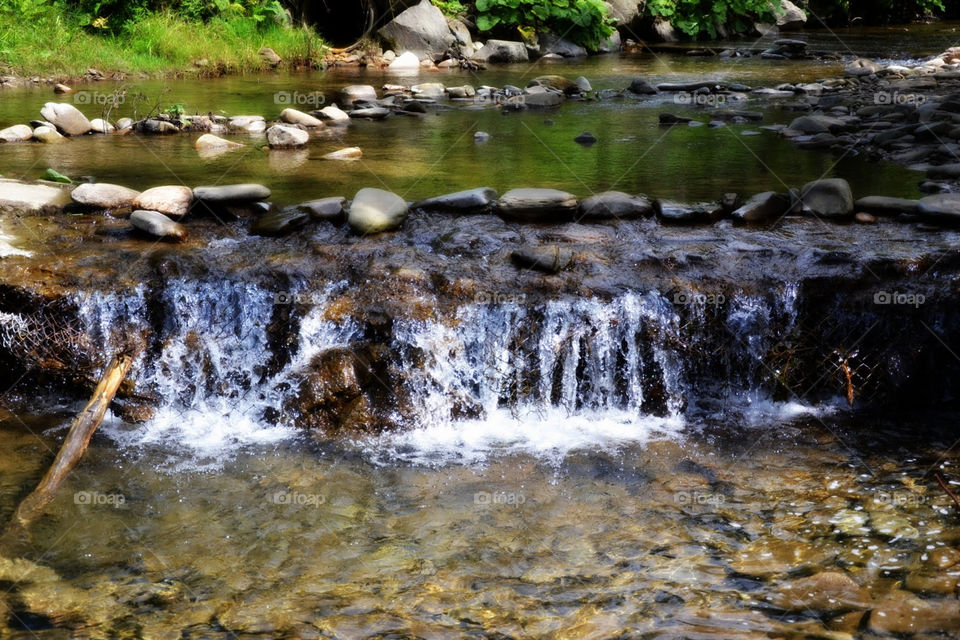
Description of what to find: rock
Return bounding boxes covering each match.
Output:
[925,547,960,570]
[340,85,378,105]
[604,0,643,25]
[576,76,592,92]
[412,82,446,98]
[349,107,391,120]
[266,124,309,148]
[628,78,659,95]
[658,202,718,224]
[540,32,587,58]
[653,17,679,42]
[297,197,345,222]
[904,572,958,595]
[732,191,791,223]
[845,58,882,77]
[140,118,179,134]
[280,108,324,128]
[497,188,579,223]
[765,572,871,613]
[317,105,350,123]
[193,184,270,203]
[53,83,71,94]
[917,193,960,221]
[116,117,133,130]
[660,114,695,125]
[378,0,455,61]
[229,115,266,133]
[447,17,472,49]
[89,118,114,134]
[134,185,193,218]
[730,539,835,578]
[800,179,854,218]
[521,92,563,108]
[511,245,574,273]
[472,40,529,64]
[574,132,598,145]
[259,46,282,67]
[446,85,476,99]
[0,179,72,213]
[927,163,960,179]
[414,187,498,212]
[33,126,65,143]
[194,133,244,152]
[348,188,408,234]
[39,102,92,136]
[0,124,32,142]
[251,207,311,236]
[592,30,621,54]
[71,182,140,209]
[777,0,807,30]
[579,192,657,220]
[854,196,919,216]
[531,75,579,94]
[388,51,421,70]
[130,210,187,242]
[322,147,362,161]
[789,115,847,134]
[854,212,877,224]
[869,592,960,634]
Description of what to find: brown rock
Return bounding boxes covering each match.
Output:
[855,212,877,224]
[868,591,960,634]
[766,571,872,613]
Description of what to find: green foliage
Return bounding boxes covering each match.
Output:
[807,0,944,24]
[474,0,614,49]
[433,0,466,17]
[162,102,186,118]
[647,0,777,38]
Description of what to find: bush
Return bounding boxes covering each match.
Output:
[474,0,614,49]
[806,0,945,25]
[646,0,777,38]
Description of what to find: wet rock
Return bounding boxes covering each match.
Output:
[472,40,529,64]
[228,115,266,133]
[474,131,490,143]
[497,188,578,223]
[800,179,854,219]
[292,346,381,433]
[789,115,847,134]
[377,0,455,61]
[531,75,579,94]
[134,185,193,218]
[868,592,960,634]
[322,147,362,161]
[540,32,587,58]
[854,212,877,224]
[89,118,114,134]
[296,197,345,222]
[765,572,871,613]
[0,178,72,213]
[904,571,958,595]
[53,83,71,94]
[925,547,960,570]
[251,207,310,237]
[259,46,282,67]
[340,85,378,106]
[927,163,960,179]
[869,509,919,540]
[730,539,835,577]
[446,84,476,99]
[348,188,408,234]
[731,192,791,223]
[39,102,92,136]
[414,187,498,212]
[854,196,919,217]
[511,245,574,273]
[280,108,324,128]
[130,210,187,242]
[349,107,391,120]
[411,82,446,98]
[845,58,882,76]
[628,78,659,95]
[140,118,180,135]
[576,76,592,92]
[388,51,421,70]
[32,126,64,143]
[520,91,563,109]
[574,131,598,145]
[194,133,244,152]
[579,192,657,220]
[917,193,960,221]
[0,124,32,142]
[193,184,270,203]
[659,202,720,224]
[317,105,350,123]
[266,124,309,148]
[71,182,140,209]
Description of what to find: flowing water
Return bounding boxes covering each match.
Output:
[2,30,960,638]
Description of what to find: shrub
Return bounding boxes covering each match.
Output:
[474,0,615,49]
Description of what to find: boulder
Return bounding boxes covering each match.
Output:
[297,197,346,222]
[134,185,193,218]
[280,108,324,128]
[731,191,791,223]
[845,58,882,77]
[378,0,455,61]
[71,183,140,209]
[388,51,421,70]
[266,124,309,148]
[917,193,960,221]
[32,126,64,143]
[0,124,33,142]
[531,75,579,94]
[579,192,657,220]
[89,118,114,134]
[348,188,409,234]
[472,40,529,64]
[0,179,72,213]
[511,245,574,274]
[628,78,659,95]
[447,17,472,50]
[259,46,282,67]
[322,147,363,160]
[414,187,498,212]
[592,30,622,54]
[193,184,270,203]
[800,178,854,218]
[412,82,446,98]
[604,0,643,25]
[854,196,919,216]
[39,102,92,136]
[317,105,351,123]
[229,115,266,133]
[130,210,187,242]
[497,188,578,223]
[251,207,311,236]
[339,85,378,105]
[540,33,587,58]
[777,0,807,30]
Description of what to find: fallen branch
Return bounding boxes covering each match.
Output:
[935,473,960,512]
[6,351,134,531]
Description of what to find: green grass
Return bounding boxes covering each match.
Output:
[0,9,326,77]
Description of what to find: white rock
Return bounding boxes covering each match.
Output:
[194,133,244,151]
[266,124,309,148]
[280,108,324,128]
[89,118,115,134]
[388,51,421,70]
[322,147,362,160]
[134,185,194,218]
[39,102,92,135]
[318,105,351,123]
[71,182,141,209]
[33,126,65,143]
[0,124,33,142]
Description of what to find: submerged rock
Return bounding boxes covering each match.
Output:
[868,592,960,634]
[130,210,187,242]
[765,572,871,613]
[322,147,362,161]
[497,188,578,223]
[134,186,193,218]
[414,187,498,212]
[348,188,408,234]
[71,183,140,209]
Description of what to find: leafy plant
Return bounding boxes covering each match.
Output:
[162,102,186,118]
[474,0,614,49]
[433,0,466,17]
[647,0,778,38]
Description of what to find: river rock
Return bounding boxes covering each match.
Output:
[388,51,421,70]
[574,132,598,145]
[412,82,446,98]
[521,91,563,108]
[39,102,92,136]
[32,126,64,143]
[927,163,960,179]
[266,124,309,148]
[317,105,350,123]
[789,115,847,134]
[141,118,180,135]
[116,117,133,130]
[917,193,960,221]
[280,108,323,128]
[854,196,919,216]
[195,133,244,152]
[134,186,193,218]
[472,40,529,64]
[414,187,498,212]
[659,202,719,224]
[193,184,270,203]
[0,124,33,142]
[540,32,587,58]
[339,85,377,105]
[130,210,187,242]
[511,245,574,274]
[800,179,854,218]
[731,191,791,223]
[855,212,877,224]
[251,207,310,236]
[259,46,282,67]
[628,78,659,94]
[845,58,882,76]
[229,116,266,133]
[297,197,345,222]
[531,75,579,94]
[71,182,140,209]
[868,591,960,634]
[730,539,835,578]
[349,107,391,120]
[0,179,72,213]
[348,188,408,234]
[579,192,657,220]
[765,572,871,613]
[322,147,362,161]
[89,118,114,134]
[378,0,454,61]
[660,113,695,125]
[777,0,807,30]
[497,188,578,223]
